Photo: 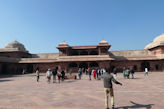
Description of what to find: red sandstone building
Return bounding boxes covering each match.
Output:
[0,34,164,74]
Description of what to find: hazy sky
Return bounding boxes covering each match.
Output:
[0,0,164,53]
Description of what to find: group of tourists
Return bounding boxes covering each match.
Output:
[122,67,135,79]
[77,67,106,80]
[35,67,65,83]
[34,66,151,109]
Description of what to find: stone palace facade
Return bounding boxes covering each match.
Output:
[1,34,164,74]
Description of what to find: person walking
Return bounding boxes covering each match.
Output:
[102,68,122,109]
[145,67,148,76]
[46,68,52,84]
[52,67,58,83]
[93,69,96,79]
[98,69,101,76]
[123,67,126,78]
[88,68,92,81]
[36,67,39,82]
[85,69,88,75]
[57,70,61,83]
[78,68,82,80]
[96,68,99,79]
[125,68,130,79]
[113,68,117,79]
[61,69,65,81]
[22,69,25,75]
[130,68,135,79]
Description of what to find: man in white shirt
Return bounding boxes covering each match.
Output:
[46,68,52,83]
[145,68,148,76]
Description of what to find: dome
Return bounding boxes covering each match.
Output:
[5,41,27,52]
[145,42,153,49]
[58,41,69,47]
[153,33,164,43]
[99,40,108,44]
[145,33,164,49]
[99,40,109,46]
[60,41,68,45]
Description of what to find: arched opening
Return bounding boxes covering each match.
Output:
[26,64,33,73]
[141,61,150,71]
[89,62,99,68]
[133,65,138,71]
[155,64,159,70]
[69,62,78,68]
[79,62,88,69]
[89,50,98,55]
[80,51,88,55]
[1,64,8,74]
[71,50,79,56]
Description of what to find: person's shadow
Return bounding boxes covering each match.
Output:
[116,101,154,109]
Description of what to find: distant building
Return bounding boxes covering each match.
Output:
[1,34,164,74]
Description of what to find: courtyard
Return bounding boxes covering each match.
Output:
[0,72,164,109]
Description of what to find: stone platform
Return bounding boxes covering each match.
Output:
[0,72,164,109]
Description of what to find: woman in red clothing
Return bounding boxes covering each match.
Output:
[93,69,96,79]
[57,71,61,83]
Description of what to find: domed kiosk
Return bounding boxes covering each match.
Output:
[98,40,111,55]
[57,41,70,56]
[0,41,31,59]
[145,33,164,54]
[5,41,28,52]
[145,33,164,50]
[99,40,109,45]
[57,41,69,48]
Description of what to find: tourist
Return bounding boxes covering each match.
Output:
[102,68,122,109]
[52,67,58,83]
[113,68,117,79]
[78,68,82,79]
[98,68,101,76]
[92,69,96,79]
[61,69,65,81]
[85,69,88,75]
[57,70,61,83]
[96,68,99,79]
[145,67,148,76]
[22,69,25,75]
[101,68,104,75]
[102,68,106,75]
[88,68,92,80]
[68,69,72,75]
[123,67,126,78]
[46,68,52,84]
[125,68,130,79]
[82,68,85,74]
[36,67,39,82]
[130,68,135,79]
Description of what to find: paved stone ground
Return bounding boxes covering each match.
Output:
[0,72,164,109]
